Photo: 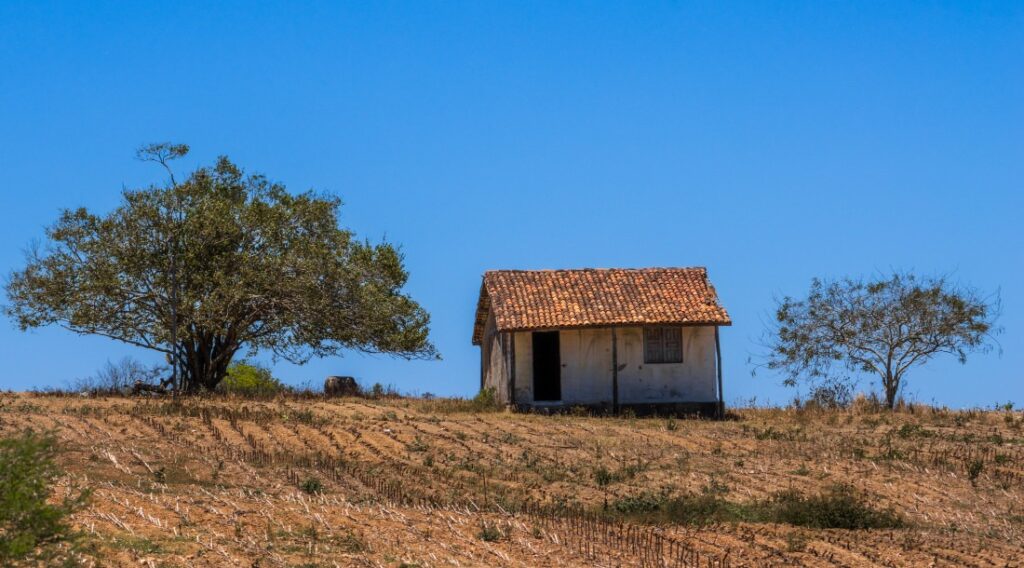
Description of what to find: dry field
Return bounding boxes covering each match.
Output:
[2,393,1024,567]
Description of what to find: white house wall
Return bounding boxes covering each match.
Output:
[481,312,511,405]
[617,326,718,403]
[512,326,718,405]
[512,331,534,403]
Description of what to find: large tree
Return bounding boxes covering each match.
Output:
[5,144,436,391]
[764,272,999,409]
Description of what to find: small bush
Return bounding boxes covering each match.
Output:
[300,477,324,494]
[470,388,499,411]
[767,484,903,529]
[611,490,747,525]
[365,382,401,399]
[406,436,429,452]
[804,378,855,410]
[477,522,505,542]
[1,431,89,565]
[895,423,932,439]
[218,361,284,396]
[593,466,614,487]
[966,459,984,484]
[608,483,901,529]
[610,490,670,515]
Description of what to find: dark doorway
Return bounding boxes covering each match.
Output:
[532,331,561,401]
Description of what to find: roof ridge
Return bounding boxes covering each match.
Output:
[483,266,708,274]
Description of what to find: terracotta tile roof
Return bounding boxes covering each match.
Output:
[472,268,730,345]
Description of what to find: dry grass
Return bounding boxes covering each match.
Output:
[2,392,1023,566]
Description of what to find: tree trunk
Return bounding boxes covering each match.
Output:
[883,370,899,410]
[179,336,237,392]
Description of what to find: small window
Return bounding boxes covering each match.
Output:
[644,326,683,364]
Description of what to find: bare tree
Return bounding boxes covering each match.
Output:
[72,357,166,394]
[763,272,1000,408]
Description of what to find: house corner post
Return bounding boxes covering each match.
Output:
[715,326,724,419]
[611,327,619,414]
[508,332,517,409]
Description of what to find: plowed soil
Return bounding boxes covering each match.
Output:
[2,393,1023,567]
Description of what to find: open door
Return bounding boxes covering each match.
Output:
[532,331,561,401]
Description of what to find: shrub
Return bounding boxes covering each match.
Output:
[806,378,854,410]
[406,436,429,452]
[766,484,903,529]
[0,431,89,565]
[470,388,499,411]
[966,459,984,484]
[661,493,746,525]
[300,477,323,494]
[610,490,670,515]
[610,489,747,526]
[607,483,902,529]
[593,466,614,487]
[477,522,505,542]
[218,361,284,396]
[73,357,166,394]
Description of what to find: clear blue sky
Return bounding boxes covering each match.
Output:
[1,2,1021,407]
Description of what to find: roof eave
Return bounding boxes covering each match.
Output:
[492,320,732,334]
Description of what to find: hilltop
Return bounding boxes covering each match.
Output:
[1,393,1022,566]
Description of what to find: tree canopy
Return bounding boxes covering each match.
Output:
[5,144,436,391]
[763,272,999,408]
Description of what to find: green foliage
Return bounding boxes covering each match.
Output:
[593,466,614,487]
[966,459,985,484]
[406,436,429,452]
[608,483,902,529]
[477,522,505,542]
[610,490,671,515]
[0,431,89,565]
[5,144,436,392]
[366,382,401,399]
[300,477,323,495]
[218,361,283,396]
[765,272,999,409]
[765,484,903,529]
[470,388,499,411]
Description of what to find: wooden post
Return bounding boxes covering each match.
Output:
[611,327,619,414]
[508,332,516,408]
[715,326,724,419]
[480,331,487,391]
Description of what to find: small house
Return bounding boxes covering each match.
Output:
[472,267,731,415]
